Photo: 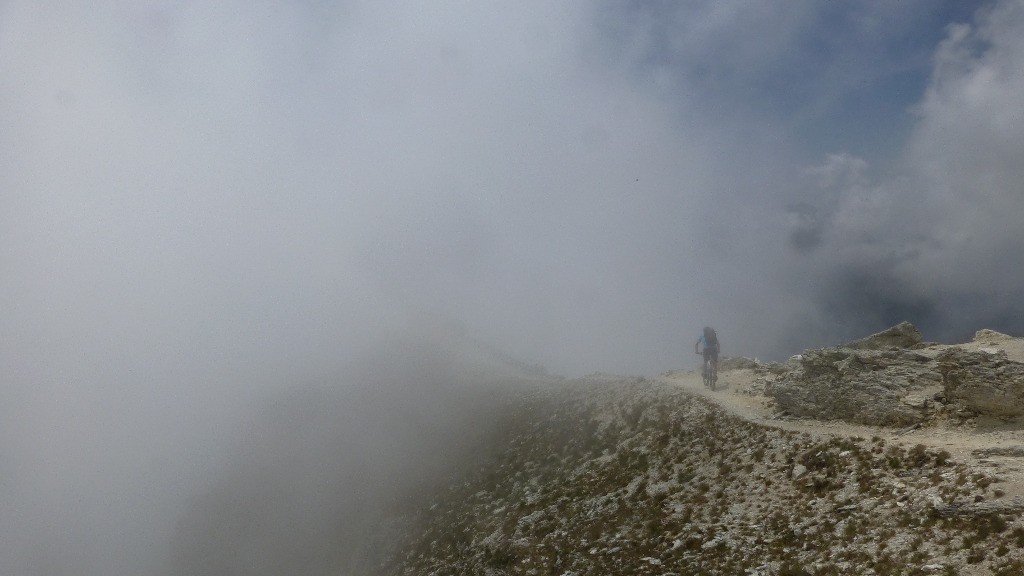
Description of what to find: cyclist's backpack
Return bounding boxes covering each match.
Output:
[703,327,719,350]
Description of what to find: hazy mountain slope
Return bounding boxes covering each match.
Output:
[380,377,1024,576]
[161,332,557,576]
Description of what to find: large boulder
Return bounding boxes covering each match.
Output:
[767,346,941,426]
[973,329,1014,344]
[845,321,923,351]
[765,323,1024,426]
[938,348,1024,417]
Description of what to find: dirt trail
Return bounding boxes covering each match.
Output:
[658,365,1024,499]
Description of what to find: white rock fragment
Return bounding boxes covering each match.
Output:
[701,536,726,550]
[792,464,808,479]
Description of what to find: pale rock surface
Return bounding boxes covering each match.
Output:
[938,347,1024,417]
[845,321,924,351]
[767,322,1024,425]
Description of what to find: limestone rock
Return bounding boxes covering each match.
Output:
[938,348,1024,417]
[765,323,945,426]
[765,348,933,424]
[767,344,940,426]
[767,323,1024,425]
[973,329,1014,344]
[791,463,808,479]
[845,321,923,351]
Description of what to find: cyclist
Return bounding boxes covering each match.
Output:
[694,327,720,384]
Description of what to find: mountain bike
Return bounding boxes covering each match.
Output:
[696,351,717,390]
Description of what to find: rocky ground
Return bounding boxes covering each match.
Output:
[376,326,1024,575]
[679,325,1024,502]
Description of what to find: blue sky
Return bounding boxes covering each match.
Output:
[3,1,1024,573]
[601,1,988,166]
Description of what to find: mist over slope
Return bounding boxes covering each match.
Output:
[163,333,557,576]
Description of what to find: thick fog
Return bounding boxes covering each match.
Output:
[3,0,1023,574]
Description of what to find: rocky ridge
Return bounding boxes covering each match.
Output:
[765,323,1024,427]
[377,325,1024,575]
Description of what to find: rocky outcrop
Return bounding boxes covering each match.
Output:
[766,344,941,426]
[764,322,939,426]
[973,328,1015,346]
[766,322,1024,425]
[845,321,924,351]
[938,348,1024,417]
